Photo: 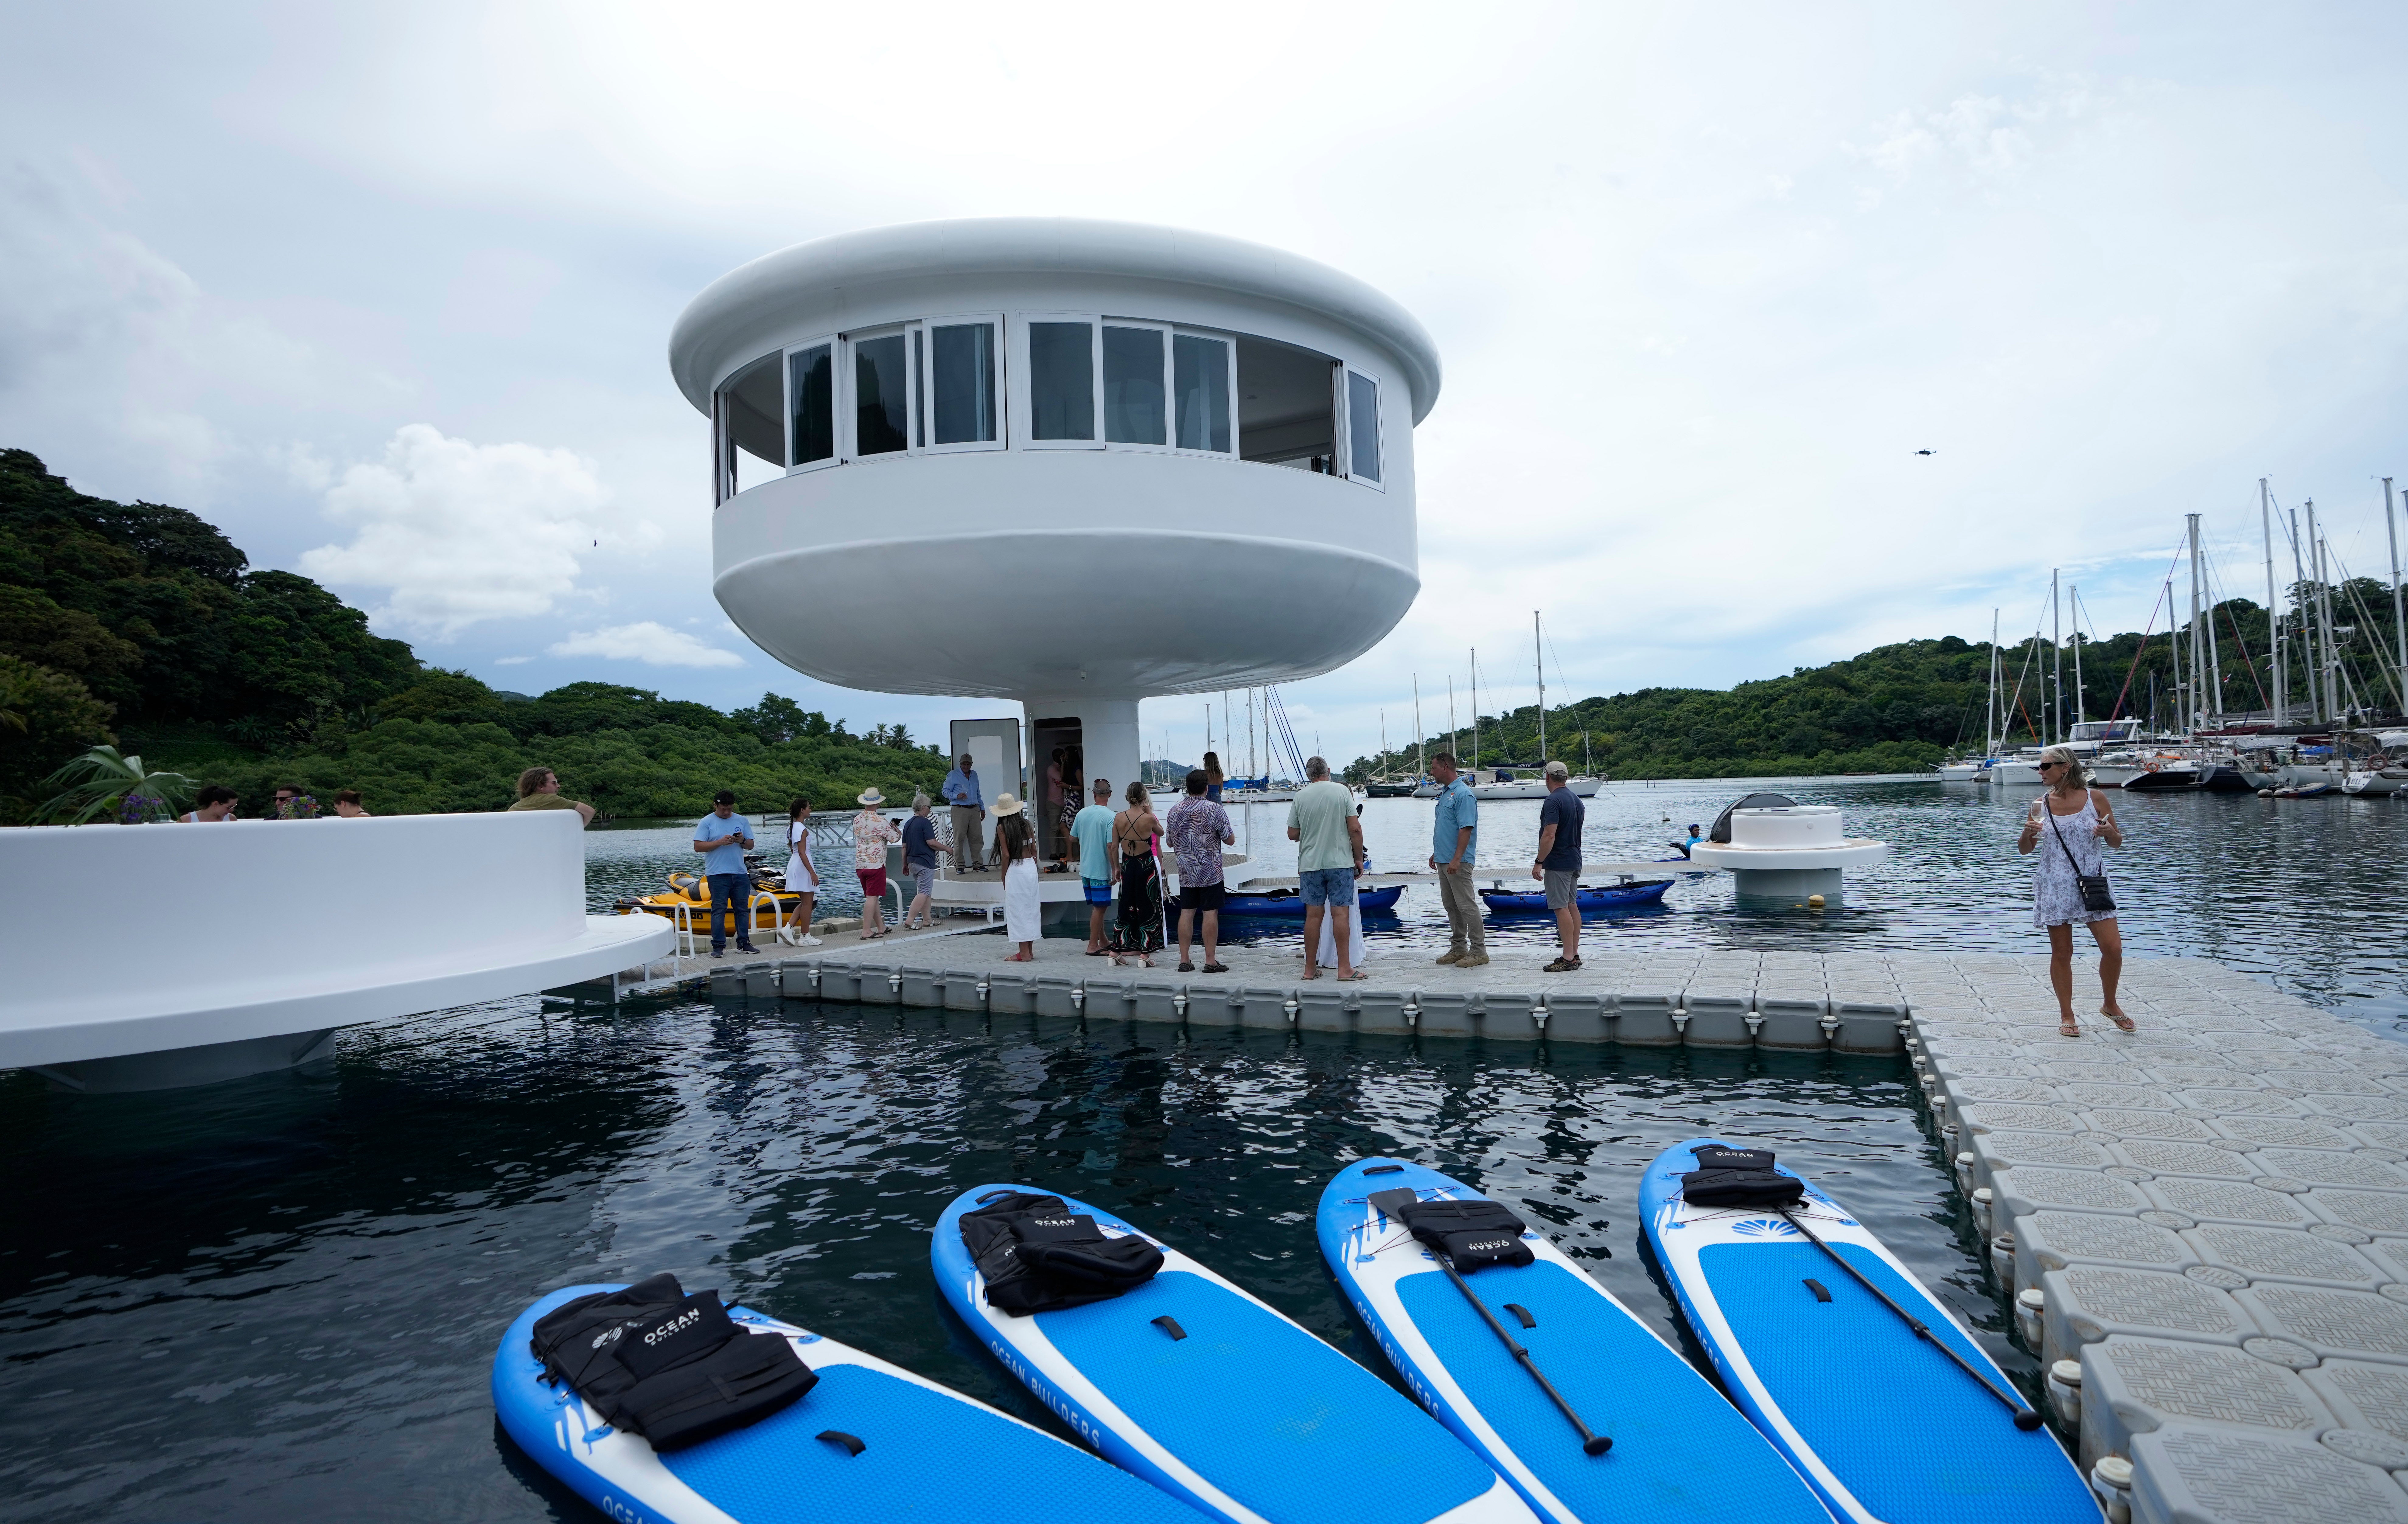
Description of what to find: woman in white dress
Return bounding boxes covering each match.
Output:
[2016,744,2131,1038]
[993,794,1042,960]
[782,797,823,947]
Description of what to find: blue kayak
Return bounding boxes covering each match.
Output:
[1477,880,1670,914]
[933,1184,1536,1524]
[1639,1140,2096,1524]
[1316,1158,1829,1524]
[1204,883,1407,917]
[493,1283,1210,1524]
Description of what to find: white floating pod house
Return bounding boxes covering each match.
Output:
[669,218,1439,843]
[1688,801,1887,907]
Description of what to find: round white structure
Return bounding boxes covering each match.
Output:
[670,218,1439,816]
[1687,805,1887,906]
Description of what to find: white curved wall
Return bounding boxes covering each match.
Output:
[0,814,671,1070]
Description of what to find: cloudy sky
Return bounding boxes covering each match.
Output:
[5,4,2404,764]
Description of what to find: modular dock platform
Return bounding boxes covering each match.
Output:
[630,936,2408,1524]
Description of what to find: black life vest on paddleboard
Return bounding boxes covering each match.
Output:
[529,1274,818,1450]
[1680,1146,1806,1208]
[1372,1188,1536,1272]
[960,1192,1165,1315]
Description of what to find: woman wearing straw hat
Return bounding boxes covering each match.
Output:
[2017,743,2132,1037]
[851,787,901,939]
[992,793,1042,960]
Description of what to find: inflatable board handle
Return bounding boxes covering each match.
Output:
[817,1430,866,1456]
[1152,1316,1188,1342]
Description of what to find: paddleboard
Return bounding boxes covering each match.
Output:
[1316,1158,1830,1524]
[933,1184,1537,1524]
[1639,1139,2097,1524]
[494,1283,1213,1524]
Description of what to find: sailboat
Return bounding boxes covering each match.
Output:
[1488,611,1604,797]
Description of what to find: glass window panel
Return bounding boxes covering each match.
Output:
[912,330,923,450]
[854,334,909,455]
[1173,334,1231,453]
[1102,325,1165,445]
[789,344,834,465]
[1347,371,1380,483]
[930,323,997,445]
[717,351,783,495]
[1028,321,1095,441]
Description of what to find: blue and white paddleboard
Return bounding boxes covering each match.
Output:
[933,1184,1537,1524]
[1316,1158,1830,1524]
[1639,1139,2097,1524]
[494,1284,1212,1524]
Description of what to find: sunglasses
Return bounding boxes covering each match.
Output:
[2038,760,2065,770]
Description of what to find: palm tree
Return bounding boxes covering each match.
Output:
[37,746,198,825]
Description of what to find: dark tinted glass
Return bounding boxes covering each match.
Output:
[855,334,909,455]
[1028,322,1094,441]
[1102,326,1165,445]
[930,323,997,445]
[1347,371,1380,483]
[1173,334,1230,453]
[790,344,833,465]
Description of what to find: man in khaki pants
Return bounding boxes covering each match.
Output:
[1426,752,1486,967]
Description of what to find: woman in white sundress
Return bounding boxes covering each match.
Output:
[2016,744,2132,1038]
[781,797,822,946]
[992,794,1042,960]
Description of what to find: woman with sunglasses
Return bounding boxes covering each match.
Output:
[2017,744,2132,1036]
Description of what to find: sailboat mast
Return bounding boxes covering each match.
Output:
[1470,647,1479,772]
[2264,482,2283,726]
[2071,583,2086,726]
[1379,708,1388,782]
[2186,516,2204,730]
[1534,611,1547,765]
[2306,502,2331,720]
[2387,477,2406,698]
[2050,569,2062,744]
[2202,531,2224,725]
[2290,508,2313,722]
[1412,675,1424,782]
[1987,608,1999,757]
[1447,676,1458,765]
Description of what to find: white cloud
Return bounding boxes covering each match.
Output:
[300,424,626,637]
[548,622,743,669]
[493,655,533,665]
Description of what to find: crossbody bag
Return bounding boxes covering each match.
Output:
[2046,795,2116,913]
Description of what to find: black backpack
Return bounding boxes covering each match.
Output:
[1679,1146,1805,1209]
[529,1275,818,1451]
[960,1192,1165,1316]
[1371,1189,1536,1272]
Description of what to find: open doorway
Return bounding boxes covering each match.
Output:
[946,717,1023,878]
[1031,717,1084,871]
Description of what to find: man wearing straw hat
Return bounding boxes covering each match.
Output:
[851,787,901,939]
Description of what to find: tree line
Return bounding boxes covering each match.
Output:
[0,448,946,820]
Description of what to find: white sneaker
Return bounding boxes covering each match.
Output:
[800,935,822,946]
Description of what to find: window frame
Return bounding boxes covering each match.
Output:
[842,323,919,463]
[920,312,1007,455]
[713,349,789,504]
[1017,312,1104,451]
[1100,318,1175,453]
[1338,362,1386,492]
[1169,327,1240,458]
[781,332,840,477]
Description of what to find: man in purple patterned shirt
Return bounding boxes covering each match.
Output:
[1164,769,1236,974]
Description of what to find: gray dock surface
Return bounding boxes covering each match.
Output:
[654,936,2408,1522]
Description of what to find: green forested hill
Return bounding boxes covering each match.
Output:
[0,449,945,819]
[1350,586,2403,783]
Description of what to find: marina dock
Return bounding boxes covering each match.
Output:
[632,937,2408,1523]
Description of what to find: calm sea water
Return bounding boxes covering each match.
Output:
[2,778,2399,1522]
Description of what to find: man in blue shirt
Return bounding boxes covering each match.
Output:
[1426,752,1485,968]
[692,789,757,956]
[942,753,987,874]
[1533,761,1585,972]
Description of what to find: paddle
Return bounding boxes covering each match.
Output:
[1430,1251,1614,1456]
[1369,1183,1611,1456]
[1774,1205,2043,1431]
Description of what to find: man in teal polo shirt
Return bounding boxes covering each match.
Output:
[1426,752,1485,968]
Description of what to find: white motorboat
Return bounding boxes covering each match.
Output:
[2341,767,2406,797]
[1935,759,1992,783]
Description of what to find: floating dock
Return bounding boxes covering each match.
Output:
[613,937,2408,1524]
